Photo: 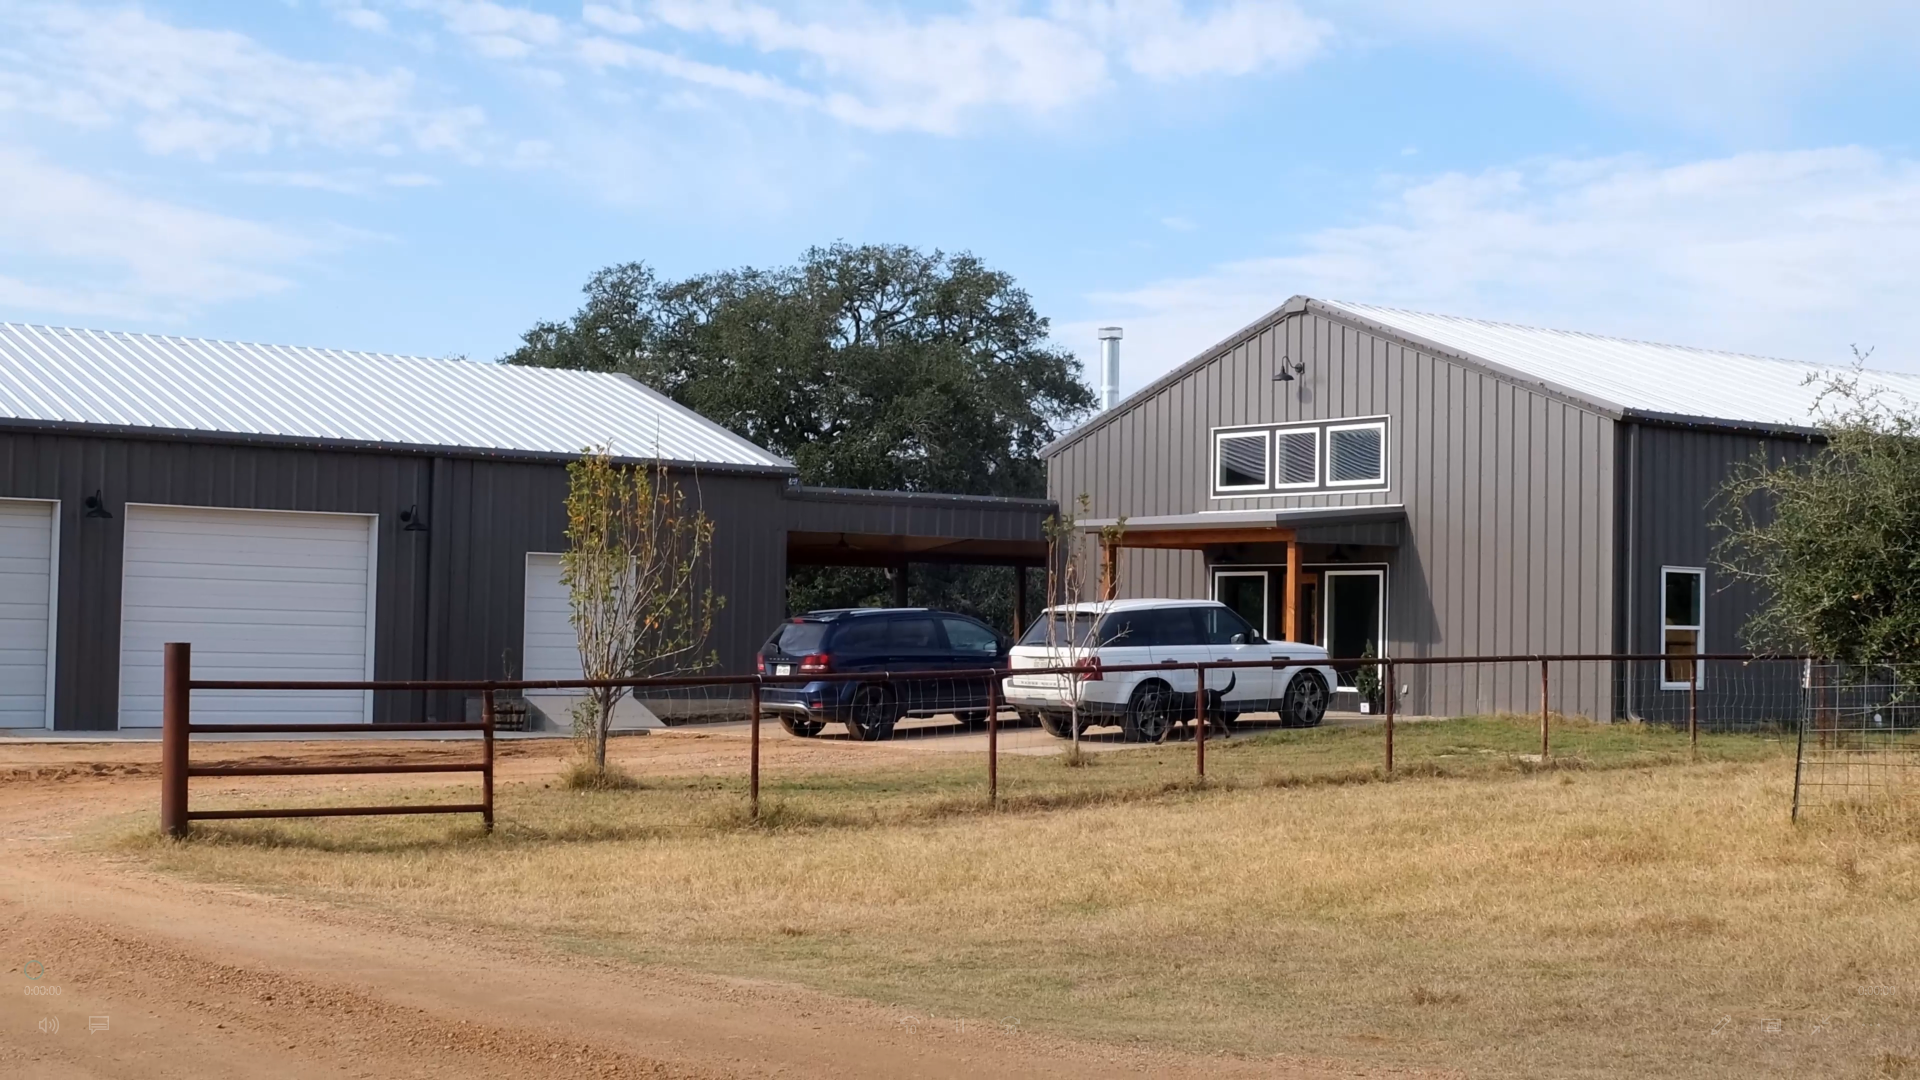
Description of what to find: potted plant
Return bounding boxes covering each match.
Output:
[1352,642,1384,714]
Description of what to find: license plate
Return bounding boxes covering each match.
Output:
[774,664,793,676]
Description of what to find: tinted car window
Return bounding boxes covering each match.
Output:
[771,621,828,655]
[891,617,940,650]
[1096,611,1151,648]
[1149,607,1207,648]
[828,617,890,653]
[941,617,999,655]
[1197,605,1257,645]
[1020,612,1098,647]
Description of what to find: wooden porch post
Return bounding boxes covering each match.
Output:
[1099,539,1118,601]
[1283,536,1300,643]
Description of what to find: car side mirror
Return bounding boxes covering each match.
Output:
[1230,633,1247,645]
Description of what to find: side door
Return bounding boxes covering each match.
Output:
[885,615,947,716]
[938,615,1003,713]
[1146,606,1212,704]
[1091,608,1158,714]
[1195,604,1273,712]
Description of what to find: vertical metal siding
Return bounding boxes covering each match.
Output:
[0,431,791,728]
[1047,310,1617,718]
[1617,423,1814,722]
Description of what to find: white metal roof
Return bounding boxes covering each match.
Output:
[1321,300,1920,431]
[0,323,791,469]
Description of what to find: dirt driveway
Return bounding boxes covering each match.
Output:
[0,736,1416,1080]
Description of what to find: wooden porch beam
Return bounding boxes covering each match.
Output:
[1105,526,1297,550]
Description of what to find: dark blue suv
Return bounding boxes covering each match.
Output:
[757,608,1010,740]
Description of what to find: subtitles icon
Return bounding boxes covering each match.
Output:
[88,1016,109,1034]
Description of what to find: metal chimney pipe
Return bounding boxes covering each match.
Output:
[1097,326,1123,410]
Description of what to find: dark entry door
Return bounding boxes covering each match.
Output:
[1324,570,1383,687]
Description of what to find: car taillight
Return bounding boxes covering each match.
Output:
[756,656,767,674]
[1076,657,1102,681]
[799,653,832,673]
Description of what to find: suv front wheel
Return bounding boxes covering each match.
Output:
[1279,671,1329,728]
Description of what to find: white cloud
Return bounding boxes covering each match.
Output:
[631,0,1326,133]
[1063,0,1331,79]
[231,168,442,194]
[0,4,485,161]
[1077,147,1920,392]
[0,149,321,319]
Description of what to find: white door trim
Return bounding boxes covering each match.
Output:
[1210,568,1271,639]
[1321,568,1387,688]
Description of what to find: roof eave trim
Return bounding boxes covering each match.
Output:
[0,416,801,477]
[1617,409,1826,440]
[1307,300,1629,421]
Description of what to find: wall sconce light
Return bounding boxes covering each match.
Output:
[399,504,429,532]
[1272,356,1307,383]
[83,489,113,519]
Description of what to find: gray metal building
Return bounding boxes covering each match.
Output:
[1046,297,1911,720]
[0,323,1048,731]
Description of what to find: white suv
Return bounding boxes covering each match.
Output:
[1001,599,1338,741]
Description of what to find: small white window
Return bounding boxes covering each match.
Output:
[1661,567,1704,690]
[1215,431,1269,492]
[1326,421,1386,487]
[1274,428,1318,488]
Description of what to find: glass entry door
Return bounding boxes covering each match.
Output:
[1322,569,1384,687]
[1212,570,1270,639]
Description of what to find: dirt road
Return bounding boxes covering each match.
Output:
[1,738,1417,1080]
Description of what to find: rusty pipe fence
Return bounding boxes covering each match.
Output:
[161,647,1817,838]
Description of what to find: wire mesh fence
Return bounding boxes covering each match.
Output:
[172,650,1918,832]
[1793,664,1920,819]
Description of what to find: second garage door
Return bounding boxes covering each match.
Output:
[118,505,375,728]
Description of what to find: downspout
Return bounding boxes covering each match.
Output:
[1624,423,1638,722]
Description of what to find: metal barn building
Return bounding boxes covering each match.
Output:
[1047,297,1920,720]
[0,324,1049,731]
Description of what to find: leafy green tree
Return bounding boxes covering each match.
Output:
[509,244,1095,627]
[1715,366,1920,673]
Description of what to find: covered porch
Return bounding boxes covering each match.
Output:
[1082,505,1406,662]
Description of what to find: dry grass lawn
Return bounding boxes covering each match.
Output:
[103,718,1920,1079]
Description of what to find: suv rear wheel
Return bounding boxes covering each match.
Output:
[843,684,902,741]
[1121,680,1177,743]
[1279,671,1329,728]
[779,714,824,738]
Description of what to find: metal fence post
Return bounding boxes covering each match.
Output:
[1383,657,1394,776]
[481,687,496,834]
[749,679,762,821]
[1688,662,1699,760]
[1539,657,1550,761]
[161,642,191,839]
[1194,663,1207,781]
[986,672,999,806]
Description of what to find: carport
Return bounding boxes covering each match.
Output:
[782,487,1053,629]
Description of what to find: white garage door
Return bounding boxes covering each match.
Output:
[0,499,55,728]
[522,553,660,731]
[118,505,375,728]
[523,553,581,682]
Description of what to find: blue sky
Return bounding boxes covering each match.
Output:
[3,1,1919,394]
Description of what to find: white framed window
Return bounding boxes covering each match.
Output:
[1273,426,1319,488]
[1661,567,1705,690]
[1326,421,1387,487]
[1214,429,1270,493]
